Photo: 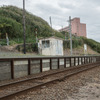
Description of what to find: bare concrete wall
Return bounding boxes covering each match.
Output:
[0,62,11,80]
[0,57,94,81]
[31,60,40,74]
[14,61,28,78]
[0,59,63,81]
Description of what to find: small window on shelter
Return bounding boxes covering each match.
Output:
[42,40,50,48]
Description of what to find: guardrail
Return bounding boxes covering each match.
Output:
[0,56,100,81]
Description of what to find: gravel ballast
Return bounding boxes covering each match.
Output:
[13,66,100,100]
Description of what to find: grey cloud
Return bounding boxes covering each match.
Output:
[90,0,100,5]
[58,3,75,10]
[35,3,62,15]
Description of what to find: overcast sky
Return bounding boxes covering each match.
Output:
[0,0,100,42]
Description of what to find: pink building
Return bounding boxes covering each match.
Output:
[59,18,87,37]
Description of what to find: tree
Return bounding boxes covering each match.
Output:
[0,23,11,38]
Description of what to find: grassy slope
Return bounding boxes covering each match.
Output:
[0,6,64,44]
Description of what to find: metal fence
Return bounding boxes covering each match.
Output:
[0,56,100,81]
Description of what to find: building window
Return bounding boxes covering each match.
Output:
[42,40,50,48]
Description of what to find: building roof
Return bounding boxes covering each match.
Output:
[39,36,64,41]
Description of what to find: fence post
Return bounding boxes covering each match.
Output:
[90,57,92,63]
[89,57,90,63]
[86,57,88,64]
[78,57,79,65]
[70,57,71,67]
[58,58,60,69]
[50,58,52,70]
[84,57,85,64]
[28,59,31,75]
[11,59,14,79]
[91,57,92,63]
[74,57,76,66]
[40,59,43,72]
[81,57,83,65]
[64,57,66,68]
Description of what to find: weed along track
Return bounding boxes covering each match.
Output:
[0,61,100,100]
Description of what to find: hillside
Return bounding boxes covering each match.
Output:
[64,45,99,56]
[0,6,100,55]
[0,5,64,44]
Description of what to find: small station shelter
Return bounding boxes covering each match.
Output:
[38,36,64,56]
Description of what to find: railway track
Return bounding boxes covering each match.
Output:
[0,62,100,100]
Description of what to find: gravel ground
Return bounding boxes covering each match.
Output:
[13,66,100,100]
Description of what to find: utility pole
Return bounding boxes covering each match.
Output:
[49,16,52,29]
[69,16,73,56]
[49,16,53,35]
[23,0,26,54]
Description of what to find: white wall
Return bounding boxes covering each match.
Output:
[38,37,63,56]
